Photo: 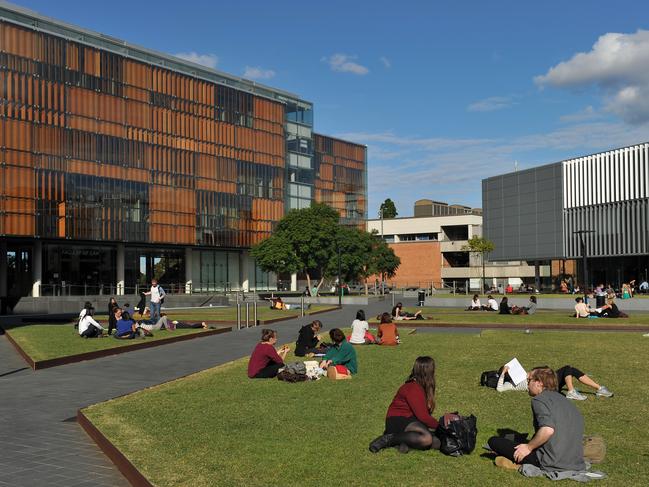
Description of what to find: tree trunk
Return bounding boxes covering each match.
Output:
[482,252,486,295]
[306,273,312,295]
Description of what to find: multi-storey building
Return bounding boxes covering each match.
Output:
[483,142,649,288]
[0,3,366,300]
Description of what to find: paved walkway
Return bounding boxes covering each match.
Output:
[0,300,399,486]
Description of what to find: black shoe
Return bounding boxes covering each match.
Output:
[369,434,395,453]
[398,443,409,454]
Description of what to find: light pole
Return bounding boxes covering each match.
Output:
[573,230,595,297]
[337,242,342,307]
[379,207,384,239]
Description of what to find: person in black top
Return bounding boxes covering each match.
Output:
[499,296,512,314]
[107,297,119,336]
[294,320,323,356]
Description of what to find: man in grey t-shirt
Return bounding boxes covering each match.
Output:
[488,366,586,471]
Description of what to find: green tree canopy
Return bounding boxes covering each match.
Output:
[379,198,398,219]
[461,235,495,293]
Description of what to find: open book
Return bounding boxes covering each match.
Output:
[504,358,527,386]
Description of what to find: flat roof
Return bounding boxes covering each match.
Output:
[0,0,311,106]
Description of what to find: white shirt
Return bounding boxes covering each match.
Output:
[150,285,164,304]
[469,299,481,308]
[349,319,369,344]
[78,315,104,335]
[488,298,498,310]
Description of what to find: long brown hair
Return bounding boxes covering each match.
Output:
[408,356,436,413]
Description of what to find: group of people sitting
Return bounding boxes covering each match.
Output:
[467,294,537,315]
[574,296,627,318]
[77,298,210,339]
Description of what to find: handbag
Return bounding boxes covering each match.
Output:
[435,412,478,456]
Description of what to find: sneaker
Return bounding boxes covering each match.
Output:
[495,456,519,470]
[596,386,613,398]
[566,389,587,401]
[369,434,395,453]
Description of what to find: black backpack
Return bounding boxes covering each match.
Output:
[436,412,478,456]
[480,370,499,389]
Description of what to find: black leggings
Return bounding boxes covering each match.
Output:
[487,437,541,466]
[175,322,205,329]
[253,362,283,379]
[385,419,441,451]
[80,326,101,338]
[556,365,585,391]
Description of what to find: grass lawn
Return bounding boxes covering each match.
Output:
[369,307,649,328]
[83,330,649,486]
[426,293,649,299]
[4,324,214,362]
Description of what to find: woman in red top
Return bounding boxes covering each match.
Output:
[377,312,399,346]
[369,356,441,453]
[247,329,290,378]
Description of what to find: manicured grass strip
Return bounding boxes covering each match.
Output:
[83,330,649,486]
[369,307,649,329]
[5,324,230,366]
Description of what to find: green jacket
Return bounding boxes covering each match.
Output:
[324,340,358,374]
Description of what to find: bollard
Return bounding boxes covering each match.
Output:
[391,292,395,307]
[301,294,305,317]
[237,303,241,330]
[246,302,250,328]
[254,301,258,326]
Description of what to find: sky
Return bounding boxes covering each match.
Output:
[12,0,649,217]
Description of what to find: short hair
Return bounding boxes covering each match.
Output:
[380,312,392,324]
[261,329,276,342]
[529,366,558,391]
[575,297,583,303]
[122,311,132,321]
[329,328,345,344]
[311,320,322,330]
[356,309,366,321]
[529,295,537,303]
[487,295,493,299]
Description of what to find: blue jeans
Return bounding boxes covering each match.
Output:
[150,301,161,321]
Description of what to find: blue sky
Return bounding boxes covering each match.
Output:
[15,0,649,216]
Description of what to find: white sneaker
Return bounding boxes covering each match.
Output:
[596,386,613,397]
[566,390,587,401]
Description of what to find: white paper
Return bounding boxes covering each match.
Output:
[505,357,527,385]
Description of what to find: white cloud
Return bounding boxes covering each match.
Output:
[379,56,391,68]
[174,52,218,69]
[467,95,517,112]
[559,105,601,123]
[243,66,276,80]
[338,121,649,216]
[322,53,369,75]
[535,30,649,124]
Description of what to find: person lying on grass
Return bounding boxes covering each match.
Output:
[369,356,440,454]
[377,312,400,346]
[136,311,209,332]
[392,302,423,320]
[319,328,357,379]
[487,367,587,472]
[348,310,377,345]
[295,319,327,356]
[248,328,289,379]
[497,364,613,400]
[78,305,105,338]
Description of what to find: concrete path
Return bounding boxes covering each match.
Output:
[0,299,400,486]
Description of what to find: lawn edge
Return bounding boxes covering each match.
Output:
[6,326,232,371]
[386,322,649,331]
[77,409,152,487]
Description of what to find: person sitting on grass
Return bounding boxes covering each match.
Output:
[600,297,627,318]
[487,367,588,473]
[247,329,289,379]
[499,296,512,314]
[294,319,325,356]
[320,328,357,379]
[369,356,440,454]
[482,295,499,311]
[377,312,400,346]
[115,310,141,339]
[467,294,482,311]
[78,306,105,338]
[511,296,537,315]
[496,364,613,400]
[349,310,377,344]
[107,297,119,336]
[392,302,422,320]
[574,297,603,318]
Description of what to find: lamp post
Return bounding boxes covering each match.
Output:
[337,242,342,307]
[573,230,595,297]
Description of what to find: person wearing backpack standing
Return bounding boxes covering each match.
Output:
[487,366,587,471]
[145,279,165,322]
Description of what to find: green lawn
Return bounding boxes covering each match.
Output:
[83,330,648,486]
[5,324,214,362]
[369,307,649,328]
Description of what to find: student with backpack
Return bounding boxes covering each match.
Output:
[369,356,440,454]
[144,279,166,321]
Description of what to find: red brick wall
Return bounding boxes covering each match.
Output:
[386,241,441,288]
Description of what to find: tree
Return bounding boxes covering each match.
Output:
[251,203,340,295]
[369,239,400,293]
[379,198,398,219]
[461,236,495,293]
